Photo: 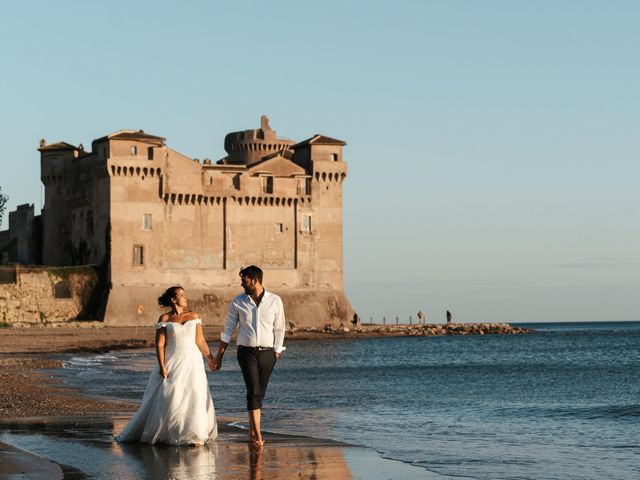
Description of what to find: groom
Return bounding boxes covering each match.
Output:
[212,265,286,447]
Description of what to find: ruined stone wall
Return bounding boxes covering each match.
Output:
[0,267,97,326]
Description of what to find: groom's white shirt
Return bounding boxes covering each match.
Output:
[221,290,287,353]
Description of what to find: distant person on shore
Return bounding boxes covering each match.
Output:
[446,310,452,325]
[417,310,425,325]
[352,312,359,328]
[212,265,286,450]
[116,286,218,445]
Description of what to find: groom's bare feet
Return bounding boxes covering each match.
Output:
[248,429,264,448]
[250,439,264,450]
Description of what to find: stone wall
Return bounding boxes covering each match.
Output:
[104,284,353,328]
[0,265,352,327]
[0,266,97,326]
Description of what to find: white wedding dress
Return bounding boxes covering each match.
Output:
[117,318,218,445]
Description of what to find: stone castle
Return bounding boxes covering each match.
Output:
[0,116,353,326]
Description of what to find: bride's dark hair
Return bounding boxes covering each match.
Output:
[158,286,183,308]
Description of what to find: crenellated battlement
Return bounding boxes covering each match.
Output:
[161,193,311,207]
[109,165,162,178]
[314,171,346,183]
[41,175,64,185]
[227,143,292,153]
[163,193,224,206]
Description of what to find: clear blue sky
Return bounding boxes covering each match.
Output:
[1,1,638,322]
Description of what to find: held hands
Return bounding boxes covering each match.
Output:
[208,355,222,372]
[160,365,169,379]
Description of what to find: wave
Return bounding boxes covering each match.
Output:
[555,404,640,419]
[503,404,640,420]
[62,354,119,368]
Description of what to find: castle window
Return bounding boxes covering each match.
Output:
[133,245,144,265]
[298,178,312,195]
[103,147,107,158]
[87,210,94,235]
[147,147,154,160]
[331,153,338,161]
[275,223,284,233]
[142,214,152,230]
[54,281,72,299]
[0,265,16,284]
[301,214,312,234]
[131,146,138,155]
[261,176,274,194]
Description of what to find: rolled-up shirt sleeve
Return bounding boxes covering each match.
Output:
[273,297,286,353]
[221,300,239,344]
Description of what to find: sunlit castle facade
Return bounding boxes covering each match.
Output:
[35,116,353,325]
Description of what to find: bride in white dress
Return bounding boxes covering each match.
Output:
[117,286,218,445]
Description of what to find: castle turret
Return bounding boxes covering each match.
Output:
[221,115,295,166]
[39,140,80,265]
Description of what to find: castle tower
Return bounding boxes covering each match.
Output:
[292,135,348,289]
[39,140,83,265]
[96,130,167,289]
[222,115,295,166]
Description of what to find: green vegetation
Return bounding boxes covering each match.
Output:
[0,186,7,227]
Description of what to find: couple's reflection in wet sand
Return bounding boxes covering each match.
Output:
[113,416,352,479]
[117,442,222,479]
[115,437,352,480]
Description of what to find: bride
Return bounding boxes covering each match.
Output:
[117,286,218,445]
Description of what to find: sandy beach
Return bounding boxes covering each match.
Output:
[0,326,430,479]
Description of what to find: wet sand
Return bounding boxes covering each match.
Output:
[0,326,431,479]
[1,415,430,480]
[0,441,63,479]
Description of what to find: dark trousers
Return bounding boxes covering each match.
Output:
[237,346,277,411]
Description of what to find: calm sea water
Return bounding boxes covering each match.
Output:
[57,321,640,479]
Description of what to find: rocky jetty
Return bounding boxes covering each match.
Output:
[296,323,532,337]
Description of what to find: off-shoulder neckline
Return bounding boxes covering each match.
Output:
[158,317,201,326]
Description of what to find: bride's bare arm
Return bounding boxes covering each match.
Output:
[156,316,169,378]
[194,319,216,372]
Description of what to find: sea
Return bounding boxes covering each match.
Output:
[5,321,640,479]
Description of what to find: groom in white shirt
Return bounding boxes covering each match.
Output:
[212,265,286,448]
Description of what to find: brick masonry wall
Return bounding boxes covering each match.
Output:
[0,268,97,326]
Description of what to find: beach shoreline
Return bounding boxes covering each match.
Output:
[0,326,434,479]
[0,321,531,353]
[0,322,531,422]
[1,413,430,480]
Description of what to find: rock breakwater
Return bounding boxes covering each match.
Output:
[298,323,532,337]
